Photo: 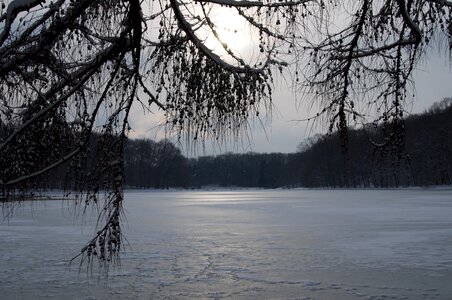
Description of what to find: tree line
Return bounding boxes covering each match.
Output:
[113,98,451,189]
[298,98,452,188]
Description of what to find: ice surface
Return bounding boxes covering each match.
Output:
[1,189,452,299]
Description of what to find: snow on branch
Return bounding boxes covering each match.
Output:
[0,34,131,152]
[196,0,311,8]
[171,0,267,74]
[0,0,46,45]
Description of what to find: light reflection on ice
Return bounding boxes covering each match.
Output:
[1,189,452,299]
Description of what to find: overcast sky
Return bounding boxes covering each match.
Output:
[128,50,452,157]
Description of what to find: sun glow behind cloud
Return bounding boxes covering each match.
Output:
[205,10,250,50]
[195,6,260,65]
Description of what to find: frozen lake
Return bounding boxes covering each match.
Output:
[1,189,452,299]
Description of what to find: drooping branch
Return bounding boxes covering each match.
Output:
[0,48,127,186]
[0,34,131,152]
[170,0,267,74]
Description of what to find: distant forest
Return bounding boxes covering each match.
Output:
[42,99,452,189]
